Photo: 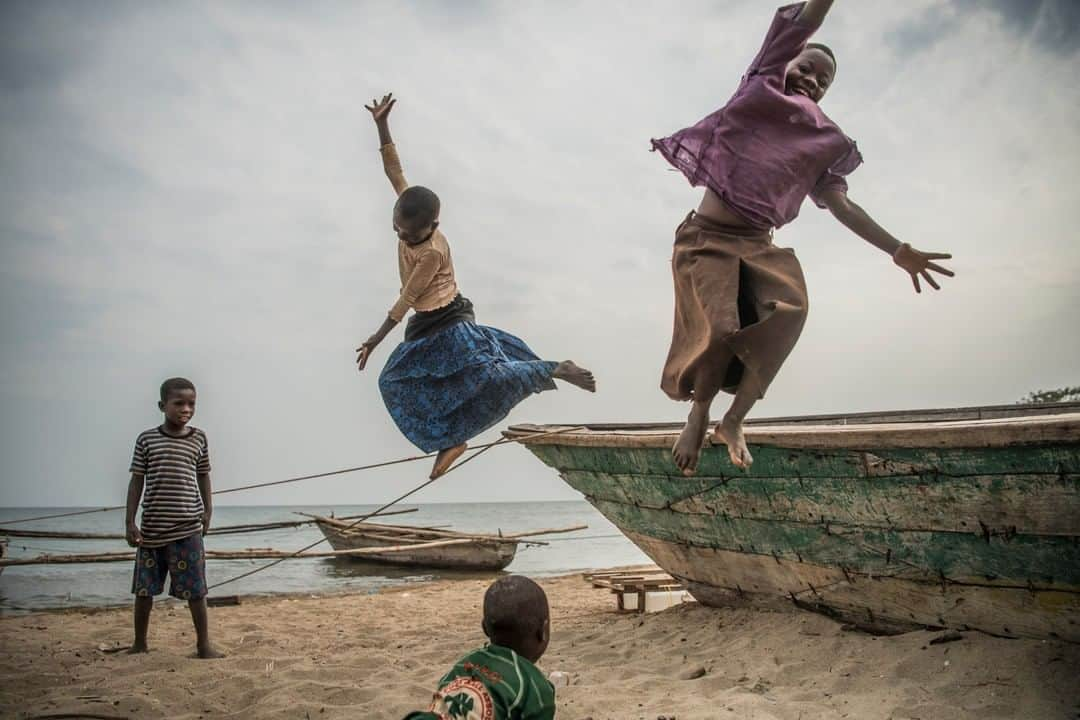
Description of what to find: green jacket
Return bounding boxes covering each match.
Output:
[403,644,556,720]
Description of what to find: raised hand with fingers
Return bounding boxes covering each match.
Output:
[892,243,954,293]
[365,93,396,124]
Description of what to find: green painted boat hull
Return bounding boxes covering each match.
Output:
[509,404,1080,640]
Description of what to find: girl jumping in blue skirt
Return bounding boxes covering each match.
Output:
[356,94,596,479]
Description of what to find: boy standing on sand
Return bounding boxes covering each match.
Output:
[404,575,555,720]
[124,377,223,658]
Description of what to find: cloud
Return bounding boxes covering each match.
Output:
[970,0,1080,51]
[892,0,1080,54]
[1,1,1078,506]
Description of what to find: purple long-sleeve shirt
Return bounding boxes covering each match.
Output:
[651,3,862,230]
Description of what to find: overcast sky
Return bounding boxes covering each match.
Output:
[2,0,1077,508]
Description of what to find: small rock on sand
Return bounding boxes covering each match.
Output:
[679,665,707,680]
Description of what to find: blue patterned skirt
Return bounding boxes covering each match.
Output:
[378,320,557,453]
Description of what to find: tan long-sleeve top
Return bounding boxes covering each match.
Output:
[380,143,459,322]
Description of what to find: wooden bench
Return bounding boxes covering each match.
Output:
[584,567,686,613]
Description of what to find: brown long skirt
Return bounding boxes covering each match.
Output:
[661,211,808,403]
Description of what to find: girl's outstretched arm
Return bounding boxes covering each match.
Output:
[796,0,835,28]
[819,188,955,293]
[366,93,409,196]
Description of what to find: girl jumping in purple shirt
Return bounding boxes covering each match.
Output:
[652,1,954,475]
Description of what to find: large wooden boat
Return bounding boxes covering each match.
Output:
[507,403,1080,641]
[313,515,520,571]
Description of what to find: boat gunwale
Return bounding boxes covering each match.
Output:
[505,405,1080,450]
[321,525,515,549]
[312,515,523,545]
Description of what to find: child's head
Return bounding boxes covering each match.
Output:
[785,43,836,103]
[158,377,197,428]
[481,575,550,663]
[393,186,440,246]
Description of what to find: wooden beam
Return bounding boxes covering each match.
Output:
[564,469,1080,537]
[0,538,479,566]
[629,530,1080,641]
[0,507,420,541]
[308,513,583,544]
[500,524,588,539]
[509,401,1080,433]
[505,412,1080,450]
[589,497,1080,591]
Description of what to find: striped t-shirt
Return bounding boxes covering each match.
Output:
[130,426,211,547]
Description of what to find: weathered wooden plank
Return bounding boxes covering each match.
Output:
[673,473,1080,537]
[561,470,1080,536]
[309,515,585,543]
[628,531,1080,641]
[739,402,1080,427]
[582,565,661,579]
[588,498,1080,590]
[560,470,722,507]
[529,444,1080,479]
[532,402,1080,432]
[507,412,1080,450]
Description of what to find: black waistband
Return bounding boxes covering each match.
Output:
[404,295,476,342]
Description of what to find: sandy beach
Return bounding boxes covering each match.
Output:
[1,572,1077,720]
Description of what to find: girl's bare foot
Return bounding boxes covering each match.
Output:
[672,402,709,476]
[195,645,225,659]
[430,443,467,479]
[127,643,148,654]
[713,416,753,469]
[552,361,596,392]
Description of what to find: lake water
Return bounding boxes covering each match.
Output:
[0,502,649,612]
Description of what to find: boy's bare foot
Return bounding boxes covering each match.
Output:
[672,403,709,476]
[430,443,467,479]
[552,361,596,392]
[126,643,148,654]
[713,416,753,469]
[195,645,225,659]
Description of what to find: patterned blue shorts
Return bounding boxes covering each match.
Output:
[131,533,207,600]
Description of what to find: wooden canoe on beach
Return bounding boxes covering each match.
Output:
[312,514,585,571]
[0,510,586,572]
[506,402,1080,641]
